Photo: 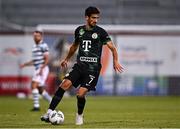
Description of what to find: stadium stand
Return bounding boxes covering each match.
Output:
[0,0,180,31]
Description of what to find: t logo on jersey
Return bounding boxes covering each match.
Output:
[82,40,91,52]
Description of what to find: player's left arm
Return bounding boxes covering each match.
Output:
[42,52,49,69]
[38,52,49,75]
[39,42,49,75]
[106,41,124,73]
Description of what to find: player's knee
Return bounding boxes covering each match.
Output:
[60,79,72,91]
[31,81,39,89]
[77,88,88,97]
[77,90,86,98]
[77,94,85,98]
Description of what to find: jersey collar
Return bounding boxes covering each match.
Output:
[85,25,96,31]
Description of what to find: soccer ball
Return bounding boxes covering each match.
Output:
[49,110,64,125]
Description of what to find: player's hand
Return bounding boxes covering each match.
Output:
[19,64,25,69]
[60,59,68,69]
[113,61,124,73]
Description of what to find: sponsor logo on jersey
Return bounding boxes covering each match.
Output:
[80,56,97,63]
[82,40,91,52]
[92,33,98,39]
[79,29,85,36]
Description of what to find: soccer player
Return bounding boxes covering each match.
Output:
[20,29,52,111]
[41,6,123,125]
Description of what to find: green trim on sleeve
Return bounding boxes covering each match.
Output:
[103,38,111,45]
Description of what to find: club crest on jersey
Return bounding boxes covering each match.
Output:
[79,29,85,36]
[92,33,98,39]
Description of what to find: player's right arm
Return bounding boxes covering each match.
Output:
[20,60,34,68]
[61,26,80,69]
[60,42,79,69]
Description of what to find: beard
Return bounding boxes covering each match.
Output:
[89,22,96,27]
[34,39,41,44]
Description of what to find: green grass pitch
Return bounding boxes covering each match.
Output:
[0,96,180,128]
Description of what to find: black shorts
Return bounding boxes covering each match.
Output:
[64,63,100,91]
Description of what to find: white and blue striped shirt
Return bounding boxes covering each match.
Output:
[32,41,49,69]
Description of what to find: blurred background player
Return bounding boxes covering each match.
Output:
[41,6,123,125]
[20,29,52,111]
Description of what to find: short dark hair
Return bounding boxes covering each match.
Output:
[34,31,43,35]
[85,6,100,17]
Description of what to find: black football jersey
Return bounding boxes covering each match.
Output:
[74,25,111,72]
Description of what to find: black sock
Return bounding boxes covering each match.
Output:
[49,87,65,110]
[77,96,86,115]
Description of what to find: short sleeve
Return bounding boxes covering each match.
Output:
[41,43,49,53]
[74,27,80,44]
[100,29,111,45]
